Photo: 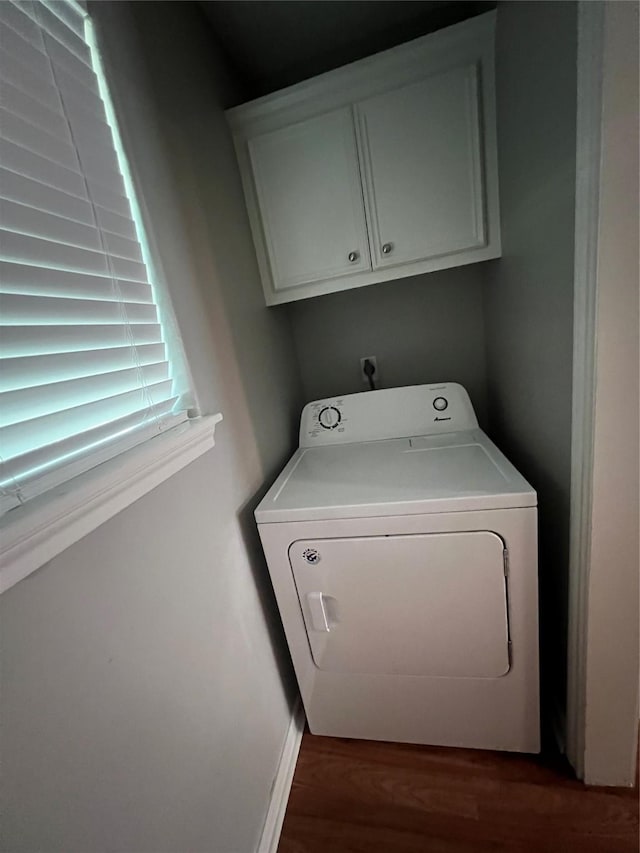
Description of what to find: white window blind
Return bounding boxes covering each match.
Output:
[0,0,193,515]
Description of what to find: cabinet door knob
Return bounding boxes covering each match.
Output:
[348,250,359,263]
[381,242,394,255]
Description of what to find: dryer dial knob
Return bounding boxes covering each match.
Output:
[433,396,449,412]
[318,406,341,429]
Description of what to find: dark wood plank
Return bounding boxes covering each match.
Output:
[279,734,639,853]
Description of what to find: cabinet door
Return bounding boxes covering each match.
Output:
[248,108,371,292]
[357,65,486,269]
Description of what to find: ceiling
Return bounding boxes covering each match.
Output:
[200,0,496,104]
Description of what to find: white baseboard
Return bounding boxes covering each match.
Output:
[257,697,305,853]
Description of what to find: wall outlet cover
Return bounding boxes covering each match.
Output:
[360,356,378,385]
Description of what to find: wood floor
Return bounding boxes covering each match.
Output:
[278,733,638,853]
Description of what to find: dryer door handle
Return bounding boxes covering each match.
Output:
[307,592,331,632]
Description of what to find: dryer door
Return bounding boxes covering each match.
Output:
[290,531,510,678]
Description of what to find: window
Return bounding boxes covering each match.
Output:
[0,0,195,516]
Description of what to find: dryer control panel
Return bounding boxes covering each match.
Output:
[300,383,478,447]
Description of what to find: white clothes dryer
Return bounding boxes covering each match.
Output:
[256,383,540,752]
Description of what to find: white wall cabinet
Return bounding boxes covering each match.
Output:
[228,12,500,305]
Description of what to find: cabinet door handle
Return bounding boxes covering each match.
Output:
[381,242,394,255]
[348,250,360,263]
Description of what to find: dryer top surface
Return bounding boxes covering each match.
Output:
[256,429,536,524]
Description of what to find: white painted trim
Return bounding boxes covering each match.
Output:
[257,699,305,853]
[565,0,605,781]
[0,414,222,594]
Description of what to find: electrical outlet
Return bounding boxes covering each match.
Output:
[360,356,378,386]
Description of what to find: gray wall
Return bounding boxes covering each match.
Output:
[289,265,489,423]
[0,3,303,852]
[202,1,496,102]
[483,1,577,721]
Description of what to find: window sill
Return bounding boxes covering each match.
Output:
[0,414,222,594]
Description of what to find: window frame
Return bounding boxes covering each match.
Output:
[0,0,222,592]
